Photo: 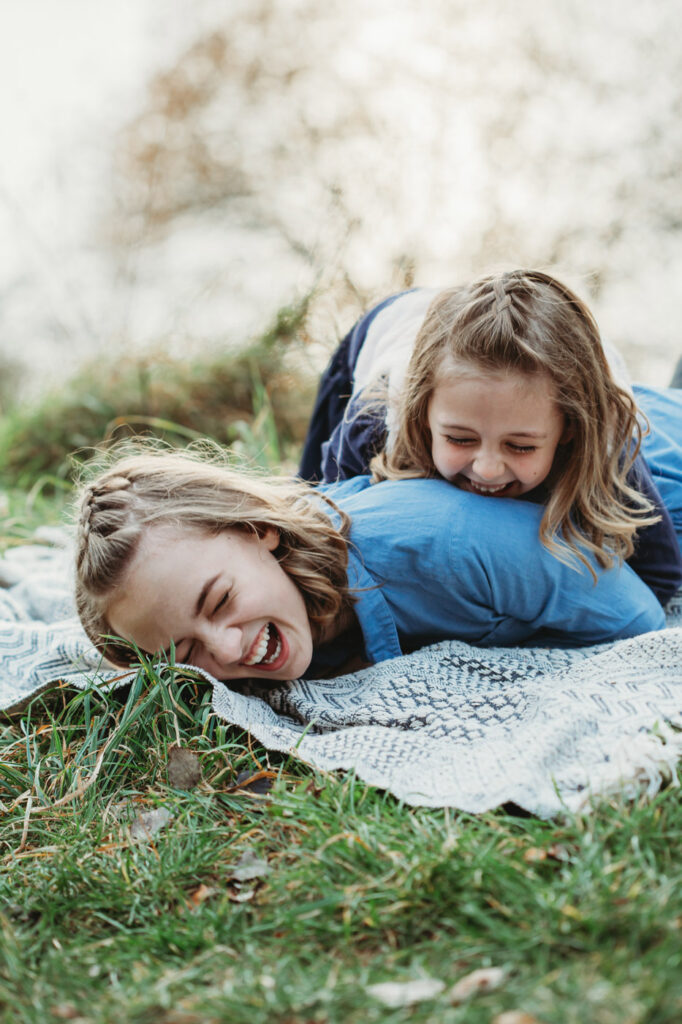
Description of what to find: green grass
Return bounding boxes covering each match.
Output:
[1,299,681,1022]
[1,669,681,1023]
[0,296,314,488]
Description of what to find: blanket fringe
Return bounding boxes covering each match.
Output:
[572,722,682,811]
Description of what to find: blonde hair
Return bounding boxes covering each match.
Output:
[74,448,353,667]
[371,269,659,577]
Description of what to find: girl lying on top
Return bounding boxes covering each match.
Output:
[300,269,682,605]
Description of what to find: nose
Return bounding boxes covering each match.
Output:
[203,625,243,666]
[472,448,505,481]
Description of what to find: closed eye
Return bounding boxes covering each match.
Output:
[507,443,537,453]
[445,435,476,446]
[211,591,230,617]
[175,591,230,665]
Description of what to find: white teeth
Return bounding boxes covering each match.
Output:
[263,634,282,665]
[243,624,270,666]
[469,481,508,494]
[242,624,282,667]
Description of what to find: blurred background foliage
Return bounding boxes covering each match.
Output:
[0,298,313,489]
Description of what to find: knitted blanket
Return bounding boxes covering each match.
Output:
[2,533,682,817]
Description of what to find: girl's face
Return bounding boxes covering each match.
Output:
[427,361,571,498]
[107,524,314,682]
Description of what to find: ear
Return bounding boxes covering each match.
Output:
[261,527,280,551]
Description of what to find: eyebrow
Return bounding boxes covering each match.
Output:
[195,574,220,617]
[507,431,547,439]
[439,422,548,438]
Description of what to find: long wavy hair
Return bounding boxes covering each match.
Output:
[74,447,353,666]
[371,269,658,577]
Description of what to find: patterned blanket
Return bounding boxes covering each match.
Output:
[2,532,682,817]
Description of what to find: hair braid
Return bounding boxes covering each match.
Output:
[492,277,512,315]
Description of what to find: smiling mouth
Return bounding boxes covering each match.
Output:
[459,477,515,496]
[242,622,283,668]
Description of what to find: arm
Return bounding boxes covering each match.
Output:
[298,292,409,482]
[320,394,387,482]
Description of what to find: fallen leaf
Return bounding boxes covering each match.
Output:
[547,844,571,861]
[305,780,326,797]
[230,850,271,882]
[129,807,173,842]
[493,1013,544,1024]
[366,978,446,1007]
[448,966,507,1004]
[189,883,215,906]
[523,847,547,863]
[524,844,570,865]
[50,1006,79,1021]
[229,769,275,795]
[226,886,256,903]
[167,745,202,789]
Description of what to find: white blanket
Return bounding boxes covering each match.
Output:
[2,532,682,817]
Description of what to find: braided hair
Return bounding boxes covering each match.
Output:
[371,269,658,577]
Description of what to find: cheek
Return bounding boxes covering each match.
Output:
[432,439,462,472]
[522,451,556,483]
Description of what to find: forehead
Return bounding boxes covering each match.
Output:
[438,354,549,386]
[127,522,264,583]
[436,360,552,399]
[132,523,218,568]
[429,362,562,425]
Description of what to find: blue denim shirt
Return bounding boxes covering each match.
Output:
[307,476,666,676]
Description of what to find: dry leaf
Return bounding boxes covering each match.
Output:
[189,883,215,906]
[493,1012,544,1024]
[227,886,256,903]
[50,1006,79,1021]
[523,847,547,863]
[448,966,507,1004]
[230,850,271,882]
[230,769,275,795]
[524,844,570,864]
[366,978,446,1007]
[546,844,571,861]
[129,807,173,841]
[167,744,201,789]
[305,780,326,797]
